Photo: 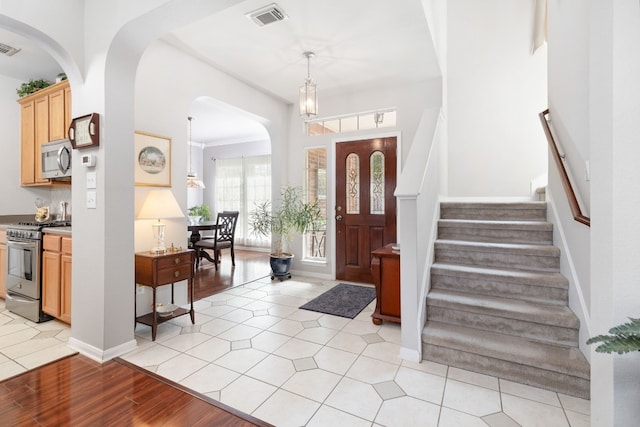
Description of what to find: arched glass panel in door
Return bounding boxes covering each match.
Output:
[346,153,360,214]
[370,151,385,214]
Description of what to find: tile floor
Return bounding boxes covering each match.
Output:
[0,277,591,427]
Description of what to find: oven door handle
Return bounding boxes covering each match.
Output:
[8,240,36,248]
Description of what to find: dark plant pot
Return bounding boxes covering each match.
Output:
[270,253,294,281]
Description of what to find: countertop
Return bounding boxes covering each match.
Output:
[42,226,72,236]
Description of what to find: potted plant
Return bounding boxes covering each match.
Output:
[587,317,640,354]
[16,79,52,98]
[187,204,211,224]
[249,186,322,280]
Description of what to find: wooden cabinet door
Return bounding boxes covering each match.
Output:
[60,253,72,323]
[42,250,61,317]
[0,231,6,299]
[34,95,50,184]
[64,86,72,136]
[20,101,35,185]
[49,89,66,141]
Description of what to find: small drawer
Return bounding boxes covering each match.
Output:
[157,253,192,269]
[61,237,72,254]
[43,234,62,252]
[157,264,192,284]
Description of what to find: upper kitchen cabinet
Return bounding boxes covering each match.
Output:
[17,80,71,186]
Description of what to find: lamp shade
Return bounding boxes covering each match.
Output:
[137,189,185,220]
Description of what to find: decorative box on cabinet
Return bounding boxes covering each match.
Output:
[42,234,72,323]
[135,250,195,341]
[370,244,401,325]
[17,80,71,186]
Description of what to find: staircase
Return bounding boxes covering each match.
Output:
[422,202,590,399]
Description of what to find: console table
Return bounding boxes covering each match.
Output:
[135,249,195,341]
[370,244,401,325]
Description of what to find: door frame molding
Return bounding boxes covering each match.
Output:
[330,131,402,280]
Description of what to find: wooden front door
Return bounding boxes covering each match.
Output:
[335,137,397,283]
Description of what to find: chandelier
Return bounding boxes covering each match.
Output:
[187,116,205,189]
[299,51,318,119]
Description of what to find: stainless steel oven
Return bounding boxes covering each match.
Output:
[6,221,70,323]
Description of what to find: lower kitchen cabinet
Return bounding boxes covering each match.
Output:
[0,229,6,299]
[42,234,72,323]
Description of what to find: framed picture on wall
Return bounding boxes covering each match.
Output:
[134,131,172,187]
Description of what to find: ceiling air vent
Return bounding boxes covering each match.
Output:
[246,3,287,27]
[0,42,21,57]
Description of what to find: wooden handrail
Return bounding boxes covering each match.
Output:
[538,109,590,227]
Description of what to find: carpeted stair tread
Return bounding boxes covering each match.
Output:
[431,263,568,290]
[427,289,579,328]
[422,321,590,379]
[438,219,553,244]
[435,240,560,271]
[435,240,560,256]
[438,219,553,231]
[440,202,547,221]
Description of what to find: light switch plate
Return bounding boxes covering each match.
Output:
[86,171,97,189]
[87,191,97,209]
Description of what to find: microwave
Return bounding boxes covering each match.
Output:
[41,139,72,179]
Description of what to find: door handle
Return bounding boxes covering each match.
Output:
[335,215,343,221]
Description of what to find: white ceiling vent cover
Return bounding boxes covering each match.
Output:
[0,42,21,56]
[246,3,287,27]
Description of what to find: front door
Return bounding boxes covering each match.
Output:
[335,137,397,283]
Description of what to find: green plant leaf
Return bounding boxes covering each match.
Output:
[587,318,640,354]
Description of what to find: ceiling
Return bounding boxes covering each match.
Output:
[0,0,437,146]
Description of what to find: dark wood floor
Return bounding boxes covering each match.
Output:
[193,249,271,300]
[0,354,272,426]
[0,251,274,426]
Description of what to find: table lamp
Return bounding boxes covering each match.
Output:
[137,189,185,254]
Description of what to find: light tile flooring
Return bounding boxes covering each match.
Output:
[0,277,591,427]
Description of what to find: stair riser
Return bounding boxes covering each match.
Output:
[438,227,552,245]
[430,273,568,305]
[440,207,546,222]
[426,306,579,347]
[435,248,560,271]
[422,343,589,399]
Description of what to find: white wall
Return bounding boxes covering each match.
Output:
[588,1,640,425]
[548,0,640,424]
[447,0,547,198]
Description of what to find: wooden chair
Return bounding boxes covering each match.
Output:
[194,211,239,269]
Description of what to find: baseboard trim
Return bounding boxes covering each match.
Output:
[68,337,137,363]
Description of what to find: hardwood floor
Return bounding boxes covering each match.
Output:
[0,354,272,426]
[193,249,271,300]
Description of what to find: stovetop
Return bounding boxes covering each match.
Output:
[16,220,71,229]
[7,220,71,241]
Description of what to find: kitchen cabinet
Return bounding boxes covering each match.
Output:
[0,229,6,299]
[42,234,72,323]
[370,243,401,325]
[135,250,195,341]
[17,80,71,186]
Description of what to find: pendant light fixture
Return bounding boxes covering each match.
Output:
[299,51,318,119]
[187,116,205,189]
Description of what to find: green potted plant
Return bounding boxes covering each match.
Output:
[587,317,640,354]
[187,204,211,224]
[249,186,322,280]
[16,79,52,98]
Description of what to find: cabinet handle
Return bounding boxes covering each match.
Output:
[174,258,180,265]
[174,271,179,278]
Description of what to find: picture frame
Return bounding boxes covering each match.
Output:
[134,131,172,187]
